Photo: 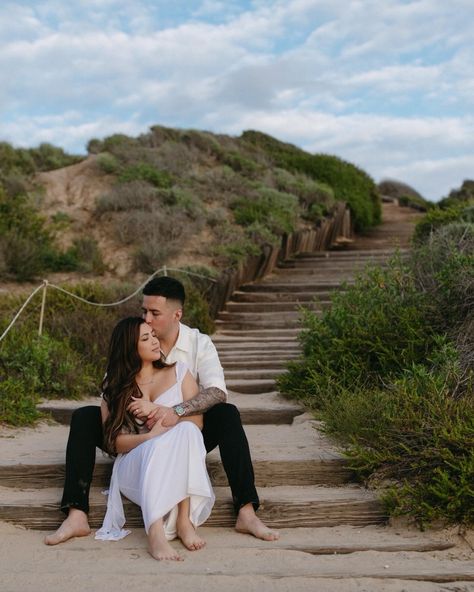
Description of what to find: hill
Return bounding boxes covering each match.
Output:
[0,127,381,282]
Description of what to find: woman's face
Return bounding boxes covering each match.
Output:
[137,322,161,363]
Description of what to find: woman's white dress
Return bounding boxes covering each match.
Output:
[95,361,215,541]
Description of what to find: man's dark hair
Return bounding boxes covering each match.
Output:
[142,276,185,305]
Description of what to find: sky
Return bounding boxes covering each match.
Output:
[1,0,473,201]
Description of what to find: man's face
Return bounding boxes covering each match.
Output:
[141,295,182,340]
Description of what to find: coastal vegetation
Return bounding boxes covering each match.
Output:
[278,200,474,526]
[0,126,381,280]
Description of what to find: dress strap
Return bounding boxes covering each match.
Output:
[175,360,189,384]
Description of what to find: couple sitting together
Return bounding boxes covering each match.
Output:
[44,276,279,561]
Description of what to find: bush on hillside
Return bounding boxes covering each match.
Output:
[232,188,299,236]
[378,179,429,209]
[118,163,173,188]
[398,194,434,211]
[438,180,474,210]
[96,181,162,213]
[0,141,81,177]
[241,130,381,232]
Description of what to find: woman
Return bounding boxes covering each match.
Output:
[95,317,215,561]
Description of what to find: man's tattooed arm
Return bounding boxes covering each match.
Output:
[179,386,226,416]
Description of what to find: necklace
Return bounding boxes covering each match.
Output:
[136,376,155,386]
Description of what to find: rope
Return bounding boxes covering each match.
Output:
[0,266,218,343]
[46,268,164,307]
[46,267,217,307]
[0,283,44,343]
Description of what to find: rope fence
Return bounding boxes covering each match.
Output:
[0,265,217,344]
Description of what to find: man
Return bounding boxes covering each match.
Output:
[45,276,279,545]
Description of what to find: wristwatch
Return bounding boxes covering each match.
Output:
[173,404,186,417]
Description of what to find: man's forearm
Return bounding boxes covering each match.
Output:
[180,386,226,416]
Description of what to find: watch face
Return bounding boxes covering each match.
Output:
[175,405,185,416]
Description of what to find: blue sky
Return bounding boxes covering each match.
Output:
[1,0,473,200]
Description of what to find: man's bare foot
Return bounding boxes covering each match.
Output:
[44,509,91,545]
[177,519,206,551]
[235,504,279,541]
[148,520,183,561]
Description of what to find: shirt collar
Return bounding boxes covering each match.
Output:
[173,322,191,353]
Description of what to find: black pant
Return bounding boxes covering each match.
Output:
[60,403,259,515]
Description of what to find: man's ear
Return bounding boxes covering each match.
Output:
[175,308,183,322]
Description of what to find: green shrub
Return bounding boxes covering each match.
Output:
[241,130,380,232]
[0,328,98,426]
[411,223,474,333]
[0,229,49,280]
[0,377,41,426]
[0,187,90,279]
[118,163,173,188]
[438,180,474,210]
[278,258,436,407]
[232,188,299,236]
[222,151,261,177]
[161,187,204,220]
[97,152,120,174]
[414,207,466,242]
[321,343,473,526]
[0,141,81,177]
[211,220,261,266]
[69,238,106,273]
[398,194,434,211]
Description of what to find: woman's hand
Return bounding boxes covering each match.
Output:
[128,397,157,420]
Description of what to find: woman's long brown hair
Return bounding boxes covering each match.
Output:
[101,317,172,455]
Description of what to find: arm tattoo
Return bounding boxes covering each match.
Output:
[181,386,226,416]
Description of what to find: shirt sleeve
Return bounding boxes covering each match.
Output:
[196,334,227,394]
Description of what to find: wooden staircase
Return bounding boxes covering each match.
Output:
[1,202,473,589]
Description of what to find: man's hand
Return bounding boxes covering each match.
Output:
[146,405,179,430]
[148,415,171,437]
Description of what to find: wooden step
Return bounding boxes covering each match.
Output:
[0,420,351,489]
[231,290,339,302]
[224,301,330,313]
[214,328,301,338]
[224,369,286,380]
[296,248,408,259]
[215,321,303,331]
[0,485,388,530]
[221,360,291,370]
[38,398,299,427]
[225,378,276,393]
[239,282,353,293]
[279,260,389,270]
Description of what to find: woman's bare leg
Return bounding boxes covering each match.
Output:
[176,498,206,551]
[148,518,183,561]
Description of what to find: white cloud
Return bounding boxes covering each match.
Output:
[1,0,473,200]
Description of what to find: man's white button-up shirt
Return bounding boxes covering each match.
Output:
[164,323,227,395]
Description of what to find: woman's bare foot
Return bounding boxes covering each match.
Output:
[177,519,206,551]
[148,519,183,561]
[235,504,279,541]
[44,509,91,545]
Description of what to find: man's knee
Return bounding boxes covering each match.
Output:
[70,405,102,434]
[206,402,242,427]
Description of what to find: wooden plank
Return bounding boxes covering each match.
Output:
[38,406,302,426]
[0,458,353,488]
[0,495,387,531]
